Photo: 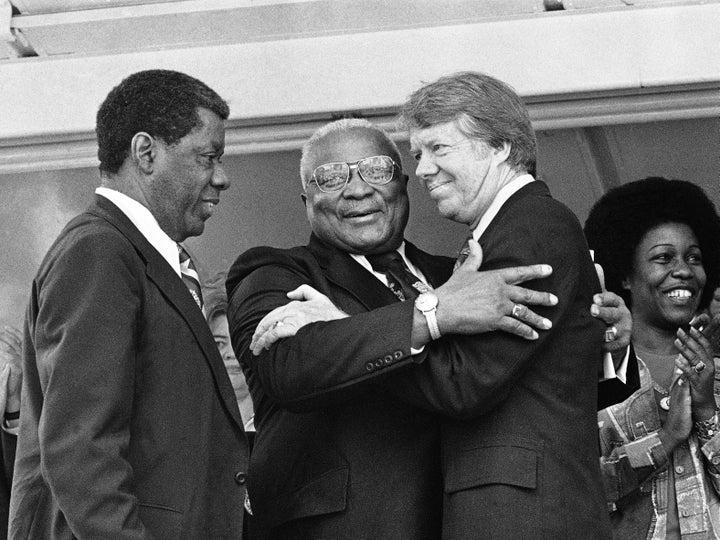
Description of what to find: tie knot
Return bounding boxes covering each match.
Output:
[366,251,405,274]
[178,245,190,264]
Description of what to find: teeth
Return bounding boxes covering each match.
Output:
[667,289,692,298]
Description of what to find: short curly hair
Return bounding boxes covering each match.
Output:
[96,69,229,174]
[584,177,720,311]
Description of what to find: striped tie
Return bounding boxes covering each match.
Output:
[178,245,203,310]
[453,234,474,272]
[366,251,429,302]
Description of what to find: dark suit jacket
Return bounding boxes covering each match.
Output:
[227,236,454,539]
[10,195,249,539]
[421,181,611,539]
[228,182,611,539]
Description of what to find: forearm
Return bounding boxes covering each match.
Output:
[230,265,421,411]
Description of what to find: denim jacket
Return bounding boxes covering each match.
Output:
[598,358,720,539]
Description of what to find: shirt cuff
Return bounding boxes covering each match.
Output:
[600,347,630,383]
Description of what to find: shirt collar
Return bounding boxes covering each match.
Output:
[472,174,535,242]
[350,242,429,286]
[95,187,181,276]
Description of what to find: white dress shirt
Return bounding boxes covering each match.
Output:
[96,187,182,277]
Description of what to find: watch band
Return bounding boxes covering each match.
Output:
[424,308,441,341]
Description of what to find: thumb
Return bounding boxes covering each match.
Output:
[286,284,323,301]
[458,240,483,271]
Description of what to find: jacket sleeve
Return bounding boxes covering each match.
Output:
[230,197,602,421]
[30,230,151,539]
[597,404,670,505]
[377,197,603,419]
[227,253,420,412]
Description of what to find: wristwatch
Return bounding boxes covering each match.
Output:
[415,292,441,340]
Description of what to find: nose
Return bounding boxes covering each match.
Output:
[341,167,373,198]
[414,153,438,180]
[211,165,230,191]
[671,258,693,278]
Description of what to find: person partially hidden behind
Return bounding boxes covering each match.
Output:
[0,326,21,539]
[228,113,629,538]
[9,70,249,539]
[204,272,255,431]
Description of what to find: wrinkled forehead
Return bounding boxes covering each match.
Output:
[310,128,399,169]
[409,120,466,150]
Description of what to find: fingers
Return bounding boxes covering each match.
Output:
[286,284,324,301]
[593,292,625,309]
[508,304,552,332]
[0,327,21,352]
[251,307,289,349]
[676,326,713,365]
[499,264,553,286]
[496,316,540,340]
[508,285,558,307]
[251,323,297,356]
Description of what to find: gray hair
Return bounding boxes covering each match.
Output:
[299,118,402,190]
[399,71,537,177]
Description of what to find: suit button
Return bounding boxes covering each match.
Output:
[675,465,685,475]
[234,472,247,485]
[393,350,403,360]
[383,355,393,365]
[713,456,720,466]
[374,359,384,369]
[365,362,375,372]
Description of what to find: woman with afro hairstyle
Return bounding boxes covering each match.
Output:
[586,177,720,539]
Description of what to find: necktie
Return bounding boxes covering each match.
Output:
[366,251,428,302]
[178,245,203,310]
[453,234,474,272]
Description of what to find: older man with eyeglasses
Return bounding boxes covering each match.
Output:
[225,118,627,538]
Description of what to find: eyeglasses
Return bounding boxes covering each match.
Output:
[309,155,398,193]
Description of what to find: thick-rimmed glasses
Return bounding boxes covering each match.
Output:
[309,155,398,193]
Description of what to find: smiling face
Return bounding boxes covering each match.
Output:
[624,222,706,331]
[148,107,229,242]
[303,128,409,255]
[409,120,512,228]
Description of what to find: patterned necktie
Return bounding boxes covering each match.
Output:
[453,234,474,272]
[178,245,203,310]
[366,251,429,302]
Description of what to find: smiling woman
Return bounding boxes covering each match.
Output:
[586,176,720,539]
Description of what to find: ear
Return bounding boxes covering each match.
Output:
[130,132,155,174]
[491,141,512,166]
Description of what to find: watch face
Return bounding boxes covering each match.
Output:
[416,293,438,311]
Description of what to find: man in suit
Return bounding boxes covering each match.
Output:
[397,71,611,538]
[9,70,249,539]
[249,73,620,539]
[226,118,563,538]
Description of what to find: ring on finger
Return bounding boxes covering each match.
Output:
[272,320,285,330]
[694,360,706,374]
[511,304,523,318]
[604,325,618,343]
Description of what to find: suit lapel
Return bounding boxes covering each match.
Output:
[404,241,454,288]
[307,234,400,311]
[88,195,245,430]
[306,235,454,310]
